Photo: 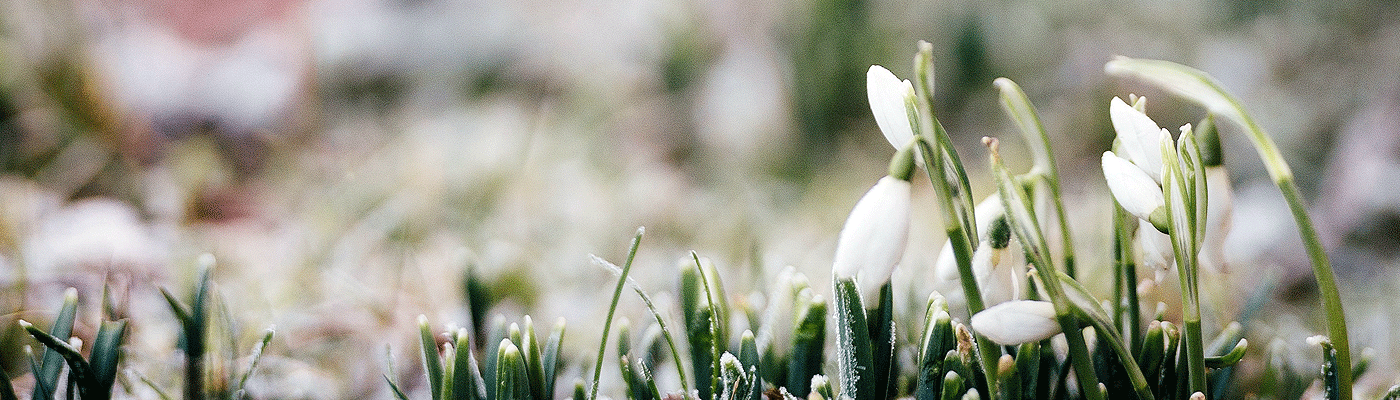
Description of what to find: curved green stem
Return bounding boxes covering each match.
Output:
[914,43,1000,397]
[993,78,1077,277]
[590,228,645,400]
[986,139,1102,400]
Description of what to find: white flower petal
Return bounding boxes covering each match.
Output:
[832,176,912,298]
[1137,223,1175,277]
[971,300,1060,345]
[866,65,916,149]
[1102,151,1165,221]
[934,193,1005,282]
[973,193,1005,240]
[934,239,958,281]
[973,241,1023,305]
[1199,167,1234,273]
[1110,97,1165,183]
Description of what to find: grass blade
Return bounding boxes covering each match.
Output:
[589,228,644,400]
[32,288,78,400]
[420,315,445,400]
[454,328,487,400]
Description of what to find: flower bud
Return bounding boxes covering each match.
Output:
[866,65,917,149]
[1109,96,1165,183]
[969,300,1060,345]
[1102,151,1165,223]
[1137,224,1174,281]
[832,176,912,299]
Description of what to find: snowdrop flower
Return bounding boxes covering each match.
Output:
[970,300,1060,345]
[971,241,1024,305]
[934,193,1010,281]
[866,65,917,149]
[1109,96,1166,183]
[1137,224,1175,281]
[1102,151,1167,228]
[832,175,913,299]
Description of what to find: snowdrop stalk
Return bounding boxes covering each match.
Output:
[1165,124,1209,395]
[910,41,1003,397]
[985,137,1103,400]
[993,78,1078,277]
[1107,57,1352,400]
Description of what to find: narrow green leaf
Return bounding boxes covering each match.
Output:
[32,288,79,400]
[939,371,964,400]
[1204,339,1247,368]
[454,328,487,400]
[832,277,872,400]
[868,282,895,400]
[20,320,95,397]
[421,315,445,400]
[522,316,546,400]
[787,291,825,397]
[739,330,760,381]
[1014,342,1040,400]
[590,228,644,400]
[89,320,128,396]
[485,315,506,400]
[571,379,586,400]
[0,361,19,400]
[386,374,412,400]
[541,319,565,400]
[235,327,276,398]
[444,342,459,400]
[497,339,530,400]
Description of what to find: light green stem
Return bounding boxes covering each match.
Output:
[993,78,1077,277]
[986,139,1101,400]
[590,229,644,400]
[913,43,1000,397]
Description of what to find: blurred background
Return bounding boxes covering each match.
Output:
[2,0,1400,397]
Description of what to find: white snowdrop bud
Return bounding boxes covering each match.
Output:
[832,176,913,299]
[1109,96,1166,183]
[970,300,1060,345]
[866,65,917,149]
[1102,151,1166,225]
[1137,224,1175,281]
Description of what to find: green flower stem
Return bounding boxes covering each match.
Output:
[1042,270,1155,400]
[1106,57,1351,399]
[913,43,1000,397]
[590,228,645,400]
[1111,207,1143,352]
[993,78,1077,277]
[1163,135,1207,396]
[985,138,1102,400]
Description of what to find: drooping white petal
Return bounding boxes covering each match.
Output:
[970,300,1060,345]
[1110,97,1165,183]
[972,240,1023,305]
[934,239,958,281]
[1102,151,1165,221]
[934,193,1005,282]
[1199,167,1234,273]
[973,193,1005,240]
[866,65,917,149]
[832,176,913,298]
[1137,223,1175,280]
